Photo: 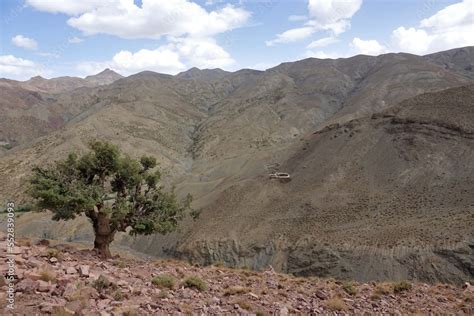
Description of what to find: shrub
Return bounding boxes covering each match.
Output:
[342,282,357,296]
[16,205,33,213]
[393,281,412,294]
[113,260,127,269]
[374,283,392,295]
[183,276,207,291]
[93,275,117,292]
[46,248,62,260]
[152,274,175,289]
[39,270,56,282]
[224,286,250,296]
[326,297,348,311]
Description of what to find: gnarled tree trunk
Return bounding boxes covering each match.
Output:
[92,211,115,258]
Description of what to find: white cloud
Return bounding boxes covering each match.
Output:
[27,0,249,75]
[391,0,474,55]
[305,50,345,59]
[64,0,250,39]
[266,27,315,46]
[0,55,45,80]
[350,37,387,55]
[266,0,362,45]
[307,0,362,24]
[420,0,473,30]
[111,48,185,74]
[391,27,432,55]
[68,37,84,44]
[11,35,38,50]
[26,0,109,15]
[307,36,339,49]
[166,37,235,69]
[288,15,307,22]
[77,37,235,76]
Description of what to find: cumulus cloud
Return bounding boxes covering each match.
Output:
[350,37,387,55]
[11,35,38,50]
[77,37,235,76]
[26,0,110,15]
[391,0,474,55]
[266,0,362,46]
[27,0,249,75]
[305,50,345,59]
[307,0,362,34]
[29,0,250,39]
[0,55,45,80]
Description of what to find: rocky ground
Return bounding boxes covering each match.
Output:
[1,233,472,315]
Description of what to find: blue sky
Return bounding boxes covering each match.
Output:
[0,0,472,80]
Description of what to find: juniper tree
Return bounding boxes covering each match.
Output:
[29,140,193,258]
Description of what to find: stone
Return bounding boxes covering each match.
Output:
[16,279,38,293]
[24,271,42,281]
[63,283,77,300]
[66,267,77,274]
[49,257,58,263]
[79,265,90,277]
[37,280,52,292]
[315,290,328,300]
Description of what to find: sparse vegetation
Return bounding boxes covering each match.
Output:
[46,248,62,260]
[183,276,207,291]
[224,286,250,296]
[152,274,175,289]
[39,270,56,282]
[93,275,117,292]
[342,282,357,296]
[112,260,127,268]
[326,297,348,311]
[393,281,412,294]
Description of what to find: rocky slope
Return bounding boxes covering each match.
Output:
[0,69,123,149]
[1,234,472,315]
[1,47,474,284]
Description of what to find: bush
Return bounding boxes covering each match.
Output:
[393,280,412,294]
[224,286,250,296]
[93,275,117,292]
[326,297,348,311]
[46,248,62,260]
[183,276,207,291]
[16,205,34,213]
[113,260,127,269]
[152,274,175,289]
[39,270,56,282]
[342,282,357,296]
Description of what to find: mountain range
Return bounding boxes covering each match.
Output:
[1,46,473,284]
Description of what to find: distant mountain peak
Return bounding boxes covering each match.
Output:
[176,67,229,80]
[29,75,46,81]
[85,68,123,85]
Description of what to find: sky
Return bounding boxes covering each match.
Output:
[0,0,473,80]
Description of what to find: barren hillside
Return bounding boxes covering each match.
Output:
[1,47,473,284]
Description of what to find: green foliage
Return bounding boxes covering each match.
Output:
[152,274,175,289]
[16,204,34,213]
[29,140,193,238]
[183,276,207,291]
[93,275,117,292]
[342,282,357,296]
[393,280,412,293]
[1,143,12,150]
